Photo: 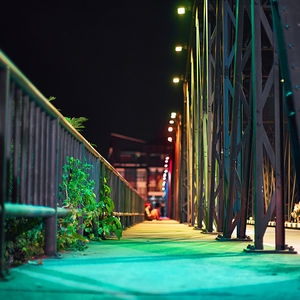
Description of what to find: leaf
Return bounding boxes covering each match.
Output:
[48,96,56,102]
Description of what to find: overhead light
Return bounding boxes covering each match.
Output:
[165,156,170,160]
[171,112,177,119]
[164,164,168,168]
[169,120,175,125]
[173,77,180,84]
[168,126,173,132]
[168,137,173,143]
[175,45,183,52]
[177,7,185,15]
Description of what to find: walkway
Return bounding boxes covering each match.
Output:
[1,220,300,299]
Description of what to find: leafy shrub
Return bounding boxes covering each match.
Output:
[4,157,122,267]
[59,157,122,241]
[5,217,44,266]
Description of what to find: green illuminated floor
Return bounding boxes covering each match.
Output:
[1,220,300,299]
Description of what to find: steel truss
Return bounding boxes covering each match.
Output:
[177,0,298,252]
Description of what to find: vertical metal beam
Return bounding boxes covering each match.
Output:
[208,0,223,233]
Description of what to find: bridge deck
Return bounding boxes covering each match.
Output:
[1,220,300,299]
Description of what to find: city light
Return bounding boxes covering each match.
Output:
[173,77,180,84]
[165,156,170,160]
[168,126,173,132]
[171,112,177,119]
[177,7,185,15]
[164,164,168,168]
[175,45,183,52]
[169,120,175,124]
[168,137,173,143]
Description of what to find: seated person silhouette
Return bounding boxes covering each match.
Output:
[144,202,160,220]
[151,202,161,220]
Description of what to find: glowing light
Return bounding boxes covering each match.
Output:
[169,120,175,124]
[168,126,173,132]
[171,112,177,119]
[173,77,180,84]
[168,137,173,143]
[165,156,170,160]
[162,187,165,191]
[164,170,168,173]
[175,45,183,52]
[178,7,185,15]
[164,164,168,168]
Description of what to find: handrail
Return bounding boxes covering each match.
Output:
[0,49,144,278]
[0,49,139,195]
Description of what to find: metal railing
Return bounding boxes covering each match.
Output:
[0,50,144,277]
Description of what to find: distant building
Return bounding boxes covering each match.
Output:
[108,133,171,206]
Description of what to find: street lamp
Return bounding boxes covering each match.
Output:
[173,77,180,84]
[177,7,185,15]
[175,45,183,52]
[168,137,173,143]
[171,112,177,119]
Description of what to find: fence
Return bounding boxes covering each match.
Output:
[0,50,144,278]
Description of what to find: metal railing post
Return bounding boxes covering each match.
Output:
[0,67,9,278]
[44,119,59,256]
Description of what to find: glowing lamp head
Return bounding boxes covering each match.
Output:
[168,137,173,143]
[175,45,183,52]
[178,7,185,15]
[173,77,180,84]
[171,112,177,119]
[169,120,175,125]
[168,126,173,132]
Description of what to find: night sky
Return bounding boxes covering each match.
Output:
[0,0,190,157]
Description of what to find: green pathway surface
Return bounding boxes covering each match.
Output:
[1,220,300,299]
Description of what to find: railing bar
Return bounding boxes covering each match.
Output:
[44,115,50,207]
[39,111,46,206]
[33,106,41,206]
[13,88,22,204]
[20,95,29,204]
[57,126,64,207]
[7,82,15,203]
[26,101,35,205]
[66,132,71,160]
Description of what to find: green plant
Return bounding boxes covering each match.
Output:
[65,117,88,132]
[4,217,44,266]
[59,157,122,242]
[99,177,123,240]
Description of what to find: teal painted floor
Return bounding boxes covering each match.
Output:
[1,220,300,299]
